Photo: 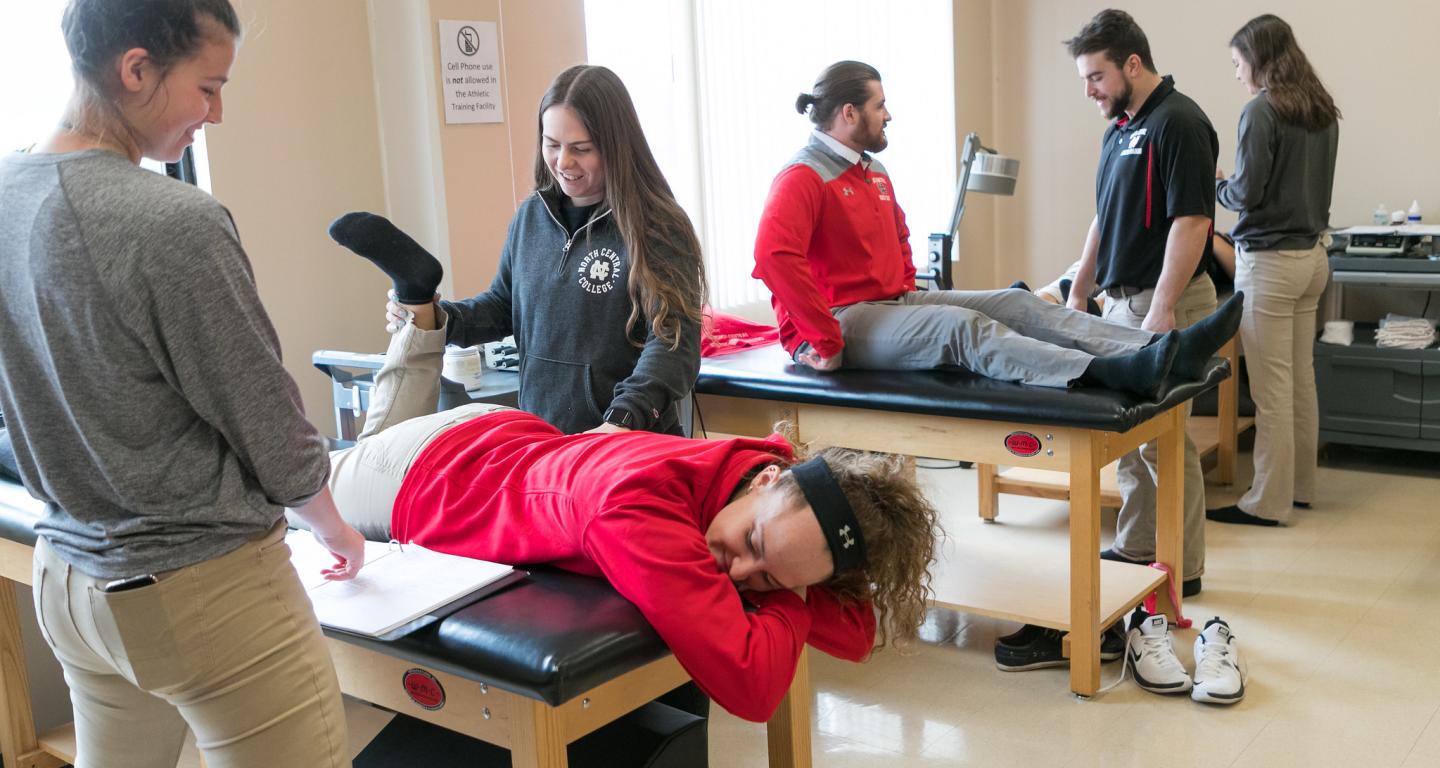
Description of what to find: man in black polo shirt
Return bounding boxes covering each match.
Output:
[1069,10,1217,597]
[995,10,1231,677]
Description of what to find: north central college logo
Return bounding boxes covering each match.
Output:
[578,247,622,294]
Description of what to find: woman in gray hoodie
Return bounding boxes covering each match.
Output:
[336,65,705,437]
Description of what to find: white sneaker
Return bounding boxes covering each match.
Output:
[1192,618,1247,704]
[1125,608,1192,694]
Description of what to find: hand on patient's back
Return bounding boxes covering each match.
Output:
[313,525,366,581]
[584,422,631,435]
[798,349,842,372]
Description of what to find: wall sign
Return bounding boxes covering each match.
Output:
[438,20,503,125]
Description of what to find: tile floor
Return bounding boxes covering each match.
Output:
[708,444,1440,767]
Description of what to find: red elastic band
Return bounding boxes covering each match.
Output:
[1141,561,1192,629]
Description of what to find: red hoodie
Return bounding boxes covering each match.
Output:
[391,409,875,722]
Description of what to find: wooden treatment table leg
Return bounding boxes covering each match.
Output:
[0,577,38,768]
[766,648,812,768]
[1067,432,1104,698]
[977,463,999,522]
[1153,407,1186,619]
[511,699,568,768]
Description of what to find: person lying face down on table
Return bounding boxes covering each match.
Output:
[309,235,943,723]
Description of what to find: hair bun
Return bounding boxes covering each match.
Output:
[794,92,815,114]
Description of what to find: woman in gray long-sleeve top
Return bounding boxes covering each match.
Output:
[1211,14,1340,527]
[0,2,365,765]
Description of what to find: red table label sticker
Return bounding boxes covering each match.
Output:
[1004,431,1042,457]
[403,668,446,711]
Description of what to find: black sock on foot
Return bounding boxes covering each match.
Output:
[1206,504,1279,526]
[1080,330,1178,400]
[1173,292,1245,381]
[1009,279,1031,292]
[328,212,444,304]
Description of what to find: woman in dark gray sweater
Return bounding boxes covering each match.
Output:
[1212,14,1340,526]
[335,65,706,437]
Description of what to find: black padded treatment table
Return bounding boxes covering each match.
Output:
[693,344,1230,698]
[0,481,812,768]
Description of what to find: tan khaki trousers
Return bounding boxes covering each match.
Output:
[1102,274,1216,580]
[1234,243,1329,523]
[323,321,511,541]
[32,522,349,768]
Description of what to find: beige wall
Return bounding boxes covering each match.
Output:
[210,0,391,437]
[960,0,1440,289]
[209,0,583,435]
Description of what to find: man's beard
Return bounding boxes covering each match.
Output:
[1106,79,1134,120]
[860,117,888,153]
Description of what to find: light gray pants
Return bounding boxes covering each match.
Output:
[1234,243,1329,523]
[1102,275,1217,579]
[832,288,1157,386]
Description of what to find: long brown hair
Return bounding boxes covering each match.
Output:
[1230,15,1340,131]
[533,65,705,349]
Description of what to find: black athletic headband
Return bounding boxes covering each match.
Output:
[790,457,867,574]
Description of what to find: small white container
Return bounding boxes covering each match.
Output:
[442,345,485,391]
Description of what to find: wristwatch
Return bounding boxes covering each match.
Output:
[602,407,635,429]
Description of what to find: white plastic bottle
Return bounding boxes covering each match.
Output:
[1408,200,1422,225]
[442,345,485,391]
[1373,203,1389,225]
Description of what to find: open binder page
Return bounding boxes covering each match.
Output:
[286,530,516,638]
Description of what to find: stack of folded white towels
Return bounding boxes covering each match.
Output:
[1375,314,1437,350]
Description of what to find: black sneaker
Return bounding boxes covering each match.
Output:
[995,624,1065,671]
[995,623,1124,671]
[1101,621,1124,661]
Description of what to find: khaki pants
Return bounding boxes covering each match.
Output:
[1234,243,1329,523]
[323,321,511,540]
[1102,275,1216,580]
[32,523,350,768]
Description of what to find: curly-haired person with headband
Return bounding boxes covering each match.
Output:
[330,64,706,437]
[1210,14,1340,527]
[0,1,366,766]
[302,300,943,723]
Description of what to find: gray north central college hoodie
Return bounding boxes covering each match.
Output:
[440,189,699,435]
